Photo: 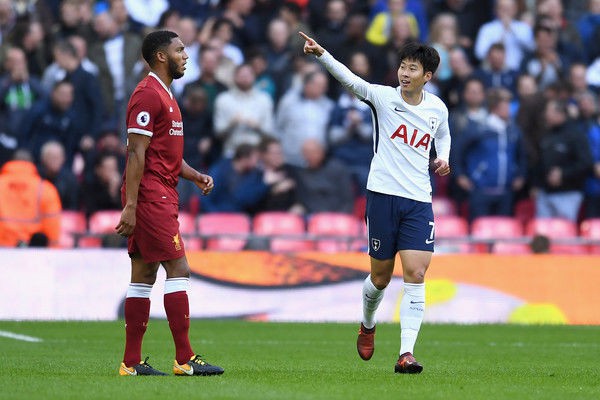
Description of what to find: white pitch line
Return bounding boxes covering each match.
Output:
[0,330,43,342]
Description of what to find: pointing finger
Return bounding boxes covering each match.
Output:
[298,31,311,41]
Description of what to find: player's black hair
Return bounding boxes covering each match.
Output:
[142,30,179,67]
[398,42,440,75]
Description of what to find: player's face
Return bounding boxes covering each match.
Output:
[166,38,188,80]
[397,59,432,94]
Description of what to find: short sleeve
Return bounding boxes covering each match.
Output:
[127,88,162,137]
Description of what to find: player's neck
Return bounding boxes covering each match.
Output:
[151,69,173,87]
[401,89,424,106]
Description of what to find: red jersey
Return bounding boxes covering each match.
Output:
[123,72,184,204]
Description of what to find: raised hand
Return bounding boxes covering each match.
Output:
[299,31,324,57]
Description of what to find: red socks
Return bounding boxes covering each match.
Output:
[164,291,194,364]
[122,297,150,367]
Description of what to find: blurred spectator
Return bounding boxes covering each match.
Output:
[293,138,354,214]
[52,0,94,44]
[9,20,49,77]
[510,72,539,117]
[170,17,201,97]
[328,51,373,195]
[213,63,274,157]
[260,17,293,101]
[41,34,99,90]
[38,140,79,210]
[276,69,334,167]
[203,37,236,88]
[0,149,61,247]
[256,137,300,213]
[315,0,348,60]
[123,0,168,31]
[247,47,277,100]
[428,13,459,85]
[453,88,527,221]
[367,0,419,46]
[202,143,269,213]
[370,0,429,41]
[183,46,229,113]
[180,84,218,169]
[338,12,387,83]
[81,152,122,216]
[474,0,534,70]
[533,99,593,221]
[449,77,488,137]
[442,46,475,109]
[520,20,569,91]
[428,0,492,59]
[279,1,313,54]
[0,0,16,46]
[219,0,262,50]
[474,42,519,96]
[22,80,76,163]
[536,0,584,64]
[89,11,142,130]
[577,0,600,62]
[577,92,600,218]
[569,62,591,99]
[210,17,245,66]
[0,47,46,140]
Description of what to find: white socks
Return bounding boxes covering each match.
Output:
[164,277,190,294]
[126,283,152,298]
[362,275,385,329]
[399,282,425,355]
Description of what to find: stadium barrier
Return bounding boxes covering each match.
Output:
[0,249,599,324]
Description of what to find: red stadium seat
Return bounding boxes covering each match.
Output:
[253,212,313,252]
[178,212,202,250]
[492,242,532,255]
[79,210,123,247]
[526,218,580,254]
[434,215,470,253]
[471,216,523,253]
[308,212,361,252]
[526,217,577,238]
[197,213,250,251]
[59,211,87,248]
[432,197,457,216]
[580,218,600,254]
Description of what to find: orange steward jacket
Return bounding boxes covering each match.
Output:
[0,160,62,247]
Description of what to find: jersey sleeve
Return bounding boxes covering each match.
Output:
[434,105,451,162]
[316,50,373,102]
[127,88,162,137]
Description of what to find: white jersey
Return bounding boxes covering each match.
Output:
[317,51,451,203]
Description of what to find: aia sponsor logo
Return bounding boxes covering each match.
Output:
[390,124,431,151]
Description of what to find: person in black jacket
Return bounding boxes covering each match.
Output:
[533,99,593,221]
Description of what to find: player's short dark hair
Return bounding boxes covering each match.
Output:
[142,30,179,67]
[398,42,440,75]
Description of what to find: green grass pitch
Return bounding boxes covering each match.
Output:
[0,320,598,399]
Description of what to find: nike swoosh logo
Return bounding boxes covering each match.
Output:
[175,364,194,375]
[425,239,434,244]
[121,366,137,376]
[394,107,406,112]
[410,301,425,304]
[365,294,378,300]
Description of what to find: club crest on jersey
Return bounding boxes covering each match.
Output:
[429,116,439,131]
[173,233,181,251]
[371,238,380,251]
[136,111,150,127]
[390,124,431,151]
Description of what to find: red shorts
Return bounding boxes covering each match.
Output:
[127,201,185,263]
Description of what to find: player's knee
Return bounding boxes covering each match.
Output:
[404,269,426,283]
[371,274,391,290]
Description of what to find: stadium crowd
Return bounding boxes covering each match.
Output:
[0,0,600,247]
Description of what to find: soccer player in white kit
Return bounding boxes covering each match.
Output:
[300,32,451,373]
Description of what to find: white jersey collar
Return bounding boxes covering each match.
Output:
[148,71,173,99]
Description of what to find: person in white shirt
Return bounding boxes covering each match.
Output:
[300,31,451,374]
[474,0,534,70]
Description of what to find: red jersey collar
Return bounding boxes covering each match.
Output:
[148,71,173,99]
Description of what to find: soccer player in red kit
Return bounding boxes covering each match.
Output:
[115,30,223,377]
